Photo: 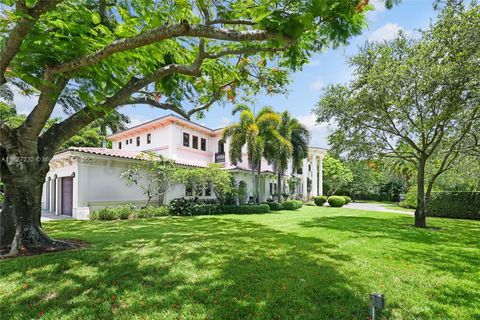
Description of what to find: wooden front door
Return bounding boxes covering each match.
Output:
[62,177,73,216]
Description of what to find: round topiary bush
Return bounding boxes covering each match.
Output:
[313,196,328,206]
[342,196,352,205]
[328,196,346,208]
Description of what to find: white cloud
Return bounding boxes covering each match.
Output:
[220,117,231,126]
[370,0,387,12]
[296,113,331,148]
[366,0,387,21]
[310,80,325,91]
[368,23,408,42]
[296,114,328,132]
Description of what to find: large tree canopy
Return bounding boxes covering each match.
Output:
[315,1,480,227]
[0,0,396,255]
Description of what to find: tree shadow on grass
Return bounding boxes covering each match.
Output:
[299,214,480,277]
[0,217,368,320]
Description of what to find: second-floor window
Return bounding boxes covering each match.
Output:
[136,136,140,146]
[147,133,151,144]
[118,142,122,149]
[201,138,206,151]
[126,139,128,145]
[192,135,198,149]
[183,132,190,147]
[129,138,132,144]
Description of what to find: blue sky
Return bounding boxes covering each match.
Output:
[10,0,438,148]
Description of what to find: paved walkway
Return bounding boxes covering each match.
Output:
[41,212,73,222]
[344,202,413,215]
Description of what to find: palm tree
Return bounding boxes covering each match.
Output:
[91,110,131,146]
[265,111,310,202]
[223,105,280,203]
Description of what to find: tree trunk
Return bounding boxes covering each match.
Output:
[277,170,282,203]
[414,159,427,228]
[256,164,261,204]
[5,177,71,255]
[251,166,256,204]
[0,148,73,256]
[0,185,15,250]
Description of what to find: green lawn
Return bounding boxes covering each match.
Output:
[381,203,415,213]
[1,207,479,320]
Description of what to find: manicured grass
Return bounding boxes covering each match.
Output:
[355,200,397,204]
[381,203,416,213]
[1,207,479,319]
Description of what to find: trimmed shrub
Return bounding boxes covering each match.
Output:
[91,205,169,220]
[427,191,480,220]
[168,197,196,216]
[190,204,222,216]
[137,206,170,218]
[342,196,352,205]
[90,205,135,220]
[313,196,328,206]
[264,202,284,211]
[328,196,346,208]
[198,198,218,205]
[282,200,303,210]
[221,204,270,214]
[305,201,316,206]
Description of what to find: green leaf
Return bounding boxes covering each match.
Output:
[91,12,101,25]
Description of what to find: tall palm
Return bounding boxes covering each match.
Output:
[223,105,280,203]
[265,111,310,202]
[91,110,130,146]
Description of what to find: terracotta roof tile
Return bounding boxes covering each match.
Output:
[69,147,141,159]
[67,147,206,167]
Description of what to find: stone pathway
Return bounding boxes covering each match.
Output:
[344,202,413,215]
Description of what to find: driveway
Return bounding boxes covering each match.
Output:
[344,202,414,215]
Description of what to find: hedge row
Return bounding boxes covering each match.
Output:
[264,200,303,211]
[91,203,271,220]
[90,205,169,220]
[427,192,480,220]
[221,204,270,214]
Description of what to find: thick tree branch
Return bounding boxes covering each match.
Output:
[20,73,68,141]
[49,24,286,75]
[119,97,189,119]
[0,122,15,148]
[39,38,282,152]
[0,0,63,85]
[205,45,289,59]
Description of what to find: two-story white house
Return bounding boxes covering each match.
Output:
[41,114,326,219]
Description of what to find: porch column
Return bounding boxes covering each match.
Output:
[319,156,324,196]
[312,155,318,197]
[45,178,50,211]
[302,158,308,200]
[264,175,269,202]
[55,177,62,215]
[50,177,56,213]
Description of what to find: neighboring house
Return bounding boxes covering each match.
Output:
[42,114,327,219]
